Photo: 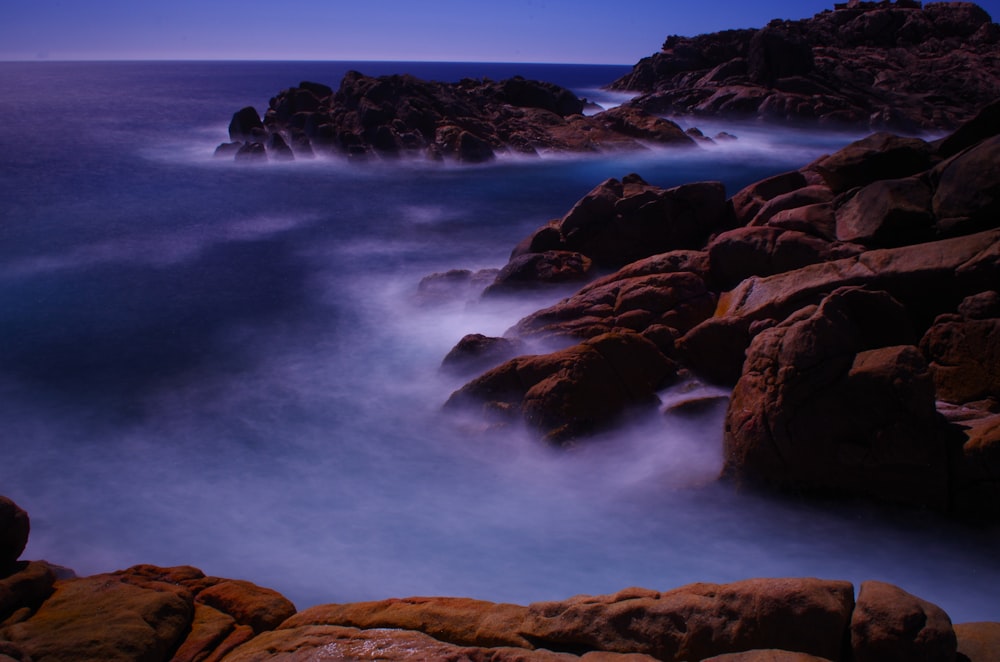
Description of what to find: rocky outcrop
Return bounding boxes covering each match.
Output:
[2,496,998,660]
[442,98,1000,516]
[609,2,1000,131]
[216,72,700,162]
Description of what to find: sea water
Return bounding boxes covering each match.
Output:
[1,61,997,622]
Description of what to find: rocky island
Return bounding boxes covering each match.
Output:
[216,73,701,163]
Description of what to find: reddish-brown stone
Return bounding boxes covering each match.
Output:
[851,580,957,662]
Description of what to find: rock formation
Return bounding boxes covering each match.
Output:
[443,98,1000,517]
[4,495,998,661]
[609,2,1000,131]
[216,72,699,163]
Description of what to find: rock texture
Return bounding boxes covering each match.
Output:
[1,496,996,660]
[444,98,1000,516]
[609,1,1000,131]
[217,72,699,162]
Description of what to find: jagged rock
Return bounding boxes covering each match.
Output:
[931,135,1000,236]
[508,174,731,270]
[225,72,708,163]
[445,331,675,443]
[442,334,525,376]
[809,133,936,194]
[851,580,957,661]
[834,176,935,246]
[610,2,1000,131]
[483,251,593,295]
[723,287,951,508]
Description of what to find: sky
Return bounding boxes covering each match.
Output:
[3,0,997,64]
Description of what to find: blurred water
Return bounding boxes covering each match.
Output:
[0,61,996,622]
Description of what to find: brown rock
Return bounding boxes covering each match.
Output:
[442,334,525,376]
[1,571,194,662]
[834,176,935,247]
[731,171,809,226]
[522,578,854,661]
[724,287,951,508]
[445,331,675,443]
[932,135,1000,235]
[707,226,862,290]
[194,579,296,634]
[810,133,935,194]
[766,203,838,241]
[484,251,593,295]
[951,412,1000,519]
[955,621,1000,662]
[593,106,696,146]
[748,184,833,227]
[510,270,715,343]
[851,580,957,662]
[921,296,1000,405]
[170,602,239,662]
[285,596,532,649]
[0,561,57,624]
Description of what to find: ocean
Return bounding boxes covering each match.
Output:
[1,60,998,622]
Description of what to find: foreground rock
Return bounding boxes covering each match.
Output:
[609,1,1000,131]
[217,72,699,162]
[3,496,998,660]
[444,98,1000,517]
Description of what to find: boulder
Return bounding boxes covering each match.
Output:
[0,498,29,571]
[445,331,675,443]
[509,270,715,344]
[592,106,696,146]
[731,170,809,226]
[0,561,57,624]
[0,571,194,662]
[851,580,957,662]
[512,175,730,269]
[950,412,1000,519]
[442,334,525,376]
[521,579,854,661]
[723,287,951,508]
[483,251,593,295]
[228,106,265,142]
[810,133,936,194]
[701,652,834,662]
[955,621,1000,662]
[921,307,1000,405]
[194,578,296,634]
[834,176,935,247]
[931,135,1000,235]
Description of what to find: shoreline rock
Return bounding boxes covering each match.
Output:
[4,496,998,661]
[443,97,1000,518]
[608,1,1000,132]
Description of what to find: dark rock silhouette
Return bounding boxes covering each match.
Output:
[609,2,1000,131]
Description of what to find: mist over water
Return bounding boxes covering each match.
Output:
[1,62,997,623]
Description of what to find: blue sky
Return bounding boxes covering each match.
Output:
[2,0,998,63]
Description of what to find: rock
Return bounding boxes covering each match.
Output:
[1,571,194,662]
[610,3,1000,131]
[442,334,525,376]
[701,652,834,662]
[285,596,533,649]
[265,132,294,161]
[0,561,57,624]
[592,106,696,146]
[195,578,296,634]
[747,184,833,227]
[931,135,1000,236]
[0,498,29,572]
[509,270,715,344]
[416,268,499,304]
[707,226,862,290]
[483,251,593,295]
[723,287,951,508]
[850,580,957,662]
[921,292,1000,405]
[809,133,936,194]
[228,106,265,142]
[229,72,709,163]
[235,141,267,162]
[935,98,1000,158]
[834,176,935,246]
[955,621,1000,662]
[213,141,243,158]
[509,174,730,269]
[731,170,809,226]
[445,331,675,443]
[170,602,252,662]
[522,579,854,661]
[950,412,1000,519]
